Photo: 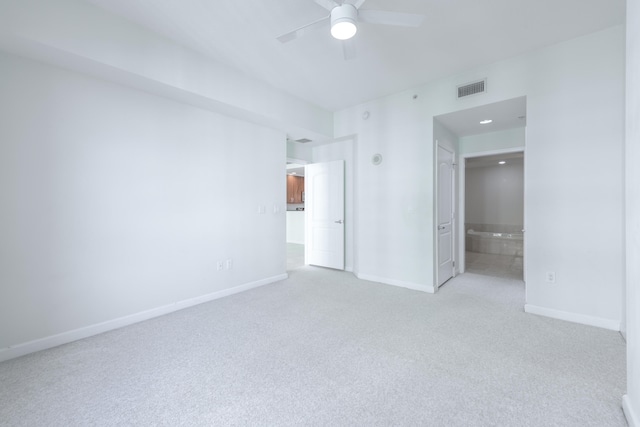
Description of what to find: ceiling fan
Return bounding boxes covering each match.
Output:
[277,0,424,59]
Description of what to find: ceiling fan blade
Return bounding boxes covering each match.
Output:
[277,16,329,43]
[349,0,367,9]
[314,0,339,11]
[342,38,357,60]
[358,10,425,27]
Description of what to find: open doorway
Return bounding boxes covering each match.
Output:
[463,152,524,280]
[285,159,346,271]
[434,96,527,286]
[285,138,355,273]
[286,161,306,270]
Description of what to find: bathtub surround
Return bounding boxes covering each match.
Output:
[465,223,524,234]
[0,268,626,426]
[466,229,524,257]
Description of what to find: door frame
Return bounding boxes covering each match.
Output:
[458,147,526,277]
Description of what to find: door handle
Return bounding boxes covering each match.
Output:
[438,226,445,230]
[335,220,343,224]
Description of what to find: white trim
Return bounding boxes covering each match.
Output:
[0,274,288,363]
[286,157,309,165]
[460,146,526,159]
[623,395,639,427]
[524,304,620,331]
[356,273,435,294]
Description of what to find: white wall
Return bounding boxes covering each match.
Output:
[286,212,305,245]
[0,52,286,356]
[335,26,625,329]
[624,0,640,424]
[434,120,458,153]
[287,141,313,163]
[0,0,333,143]
[335,93,435,292]
[522,27,624,330]
[459,128,526,155]
[465,162,524,227]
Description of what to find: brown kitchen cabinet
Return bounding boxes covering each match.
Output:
[286,175,304,204]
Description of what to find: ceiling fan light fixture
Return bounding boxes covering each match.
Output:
[331,21,357,40]
[331,4,358,40]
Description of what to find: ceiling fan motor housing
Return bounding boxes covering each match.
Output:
[331,4,358,40]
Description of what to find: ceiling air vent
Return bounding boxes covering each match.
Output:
[457,79,486,99]
[295,138,312,143]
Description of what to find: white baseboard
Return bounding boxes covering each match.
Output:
[0,274,288,363]
[624,394,639,427]
[524,304,620,331]
[355,273,435,294]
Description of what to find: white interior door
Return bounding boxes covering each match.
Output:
[437,145,454,287]
[305,160,345,270]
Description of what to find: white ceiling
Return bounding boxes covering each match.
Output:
[436,96,526,137]
[85,0,625,112]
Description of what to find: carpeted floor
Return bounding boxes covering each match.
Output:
[0,268,627,426]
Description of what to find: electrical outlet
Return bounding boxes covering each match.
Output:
[546,271,556,283]
[225,259,232,270]
[217,261,224,271]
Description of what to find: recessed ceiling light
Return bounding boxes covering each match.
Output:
[499,161,506,165]
[480,119,493,124]
[289,172,297,175]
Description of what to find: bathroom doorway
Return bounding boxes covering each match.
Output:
[434,95,527,283]
[462,151,524,281]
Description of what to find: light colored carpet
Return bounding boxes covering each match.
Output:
[0,268,627,426]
